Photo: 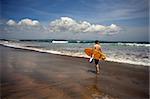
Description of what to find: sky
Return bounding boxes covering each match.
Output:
[0,0,149,42]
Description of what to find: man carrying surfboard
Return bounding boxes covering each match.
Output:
[84,40,106,74]
[93,40,102,74]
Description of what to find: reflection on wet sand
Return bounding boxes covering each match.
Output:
[85,75,117,99]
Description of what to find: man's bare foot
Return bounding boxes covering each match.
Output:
[96,71,100,74]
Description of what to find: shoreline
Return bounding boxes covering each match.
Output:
[0,44,149,67]
[1,45,149,99]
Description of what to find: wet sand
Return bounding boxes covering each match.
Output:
[0,45,149,99]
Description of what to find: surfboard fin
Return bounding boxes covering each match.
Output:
[89,57,93,63]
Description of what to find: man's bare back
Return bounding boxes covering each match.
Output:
[94,43,102,52]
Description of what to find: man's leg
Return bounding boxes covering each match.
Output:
[96,64,100,74]
[95,60,100,74]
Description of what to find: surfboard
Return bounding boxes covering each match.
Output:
[84,48,106,60]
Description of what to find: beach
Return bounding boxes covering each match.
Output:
[0,45,149,99]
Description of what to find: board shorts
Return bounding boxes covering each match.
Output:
[94,59,99,65]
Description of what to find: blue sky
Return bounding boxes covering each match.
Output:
[1,0,149,41]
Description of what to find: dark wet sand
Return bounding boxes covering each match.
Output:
[0,45,149,99]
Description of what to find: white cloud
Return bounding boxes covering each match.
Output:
[104,24,121,35]
[5,17,121,35]
[4,18,46,34]
[18,19,40,26]
[48,17,121,34]
[6,20,16,26]
[7,18,40,26]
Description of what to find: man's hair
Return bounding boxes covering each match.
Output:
[95,40,99,44]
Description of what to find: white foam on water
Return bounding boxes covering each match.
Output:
[117,43,150,47]
[106,57,150,66]
[0,41,62,55]
[52,40,68,43]
[0,41,149,66]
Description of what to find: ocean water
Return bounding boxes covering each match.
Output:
[0,40,149,66]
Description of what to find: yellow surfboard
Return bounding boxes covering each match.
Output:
[84,48,106,60]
